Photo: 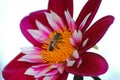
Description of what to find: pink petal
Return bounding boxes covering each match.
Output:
[48,0,73,20]
[66,58,76,67]
[21,47,41,54]
[79,16,114,54]
[70,38,76,47]
[72,30,82,47]
[32,64,49,70]
[78,13,92,30]
[35,68,50,78]
[50,11,66,30]
[24,67,37,76]
[20,10,50,47]
[65,52,108,76]
[76,30,82,43]
[72,50,79,59]
[45,69,59,76]
[18,53,42,63]
[65,10,77,32]
[44,73,59,80]
[43,76,55,80]
[57,64,64,74]
[50,63,64,74]
[45,11,65,31]
[28,29,49,43]
[76,0,102,32]
[35,20,52,34]
[82,38,89,48]
[25,64,50,78]
[76,58,82,68]
[2,53,35,80]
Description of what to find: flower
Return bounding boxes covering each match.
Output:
[2,0,114,80]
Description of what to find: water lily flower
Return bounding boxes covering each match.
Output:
[2,0,114,80]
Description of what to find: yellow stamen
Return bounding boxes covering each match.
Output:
[41,28,75,64]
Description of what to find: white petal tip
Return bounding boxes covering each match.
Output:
[17,57,26,62]
[70,38,75,47]
[79,12,92,30]
[66,58,76,67]
[17,58,22,61]
[24,68,35,76]
[43,76,53,80]
[77,60,82,68]
[72,50,79,59]
[58,67,64,74]
[82,38,89,47]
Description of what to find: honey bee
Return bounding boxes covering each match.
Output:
[49,33,62,51]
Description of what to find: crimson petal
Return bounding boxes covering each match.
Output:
[48,0,73,20]
[57,71,68,80]
[20,10,50,47]
[79,16,114,54]
[2,53,68,80]
[2,53,36,80]
[65,52,108,76]
[76,0,101,32]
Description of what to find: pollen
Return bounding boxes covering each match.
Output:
[40,28,75,64]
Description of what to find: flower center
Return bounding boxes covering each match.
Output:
[41,28,75,64]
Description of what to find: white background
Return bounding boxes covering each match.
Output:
[0,0,120,80]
